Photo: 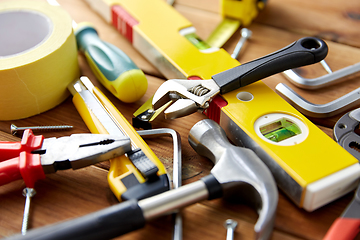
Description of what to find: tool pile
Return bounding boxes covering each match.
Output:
[0,0,359,240]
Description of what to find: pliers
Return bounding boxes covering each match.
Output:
[151,37,328,119]
[323,183,360,240]
[0,129,131,188]
[326,108,360,239]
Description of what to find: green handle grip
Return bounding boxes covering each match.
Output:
[75,23,147,103]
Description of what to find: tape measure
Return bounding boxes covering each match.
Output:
[0,1,79,120]
[206,0,266,48]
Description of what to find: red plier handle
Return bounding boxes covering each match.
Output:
[0,129,43,160]
[0,130,46,188]
[323,218,360,240]
[323,183,360,240]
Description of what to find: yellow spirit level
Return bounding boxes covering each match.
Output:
[85,0,360,211]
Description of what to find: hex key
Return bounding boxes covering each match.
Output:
[275,83,360,118]
[282,62,360,89]
[137,128,182,240]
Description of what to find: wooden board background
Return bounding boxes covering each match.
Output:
[0,0,359,239]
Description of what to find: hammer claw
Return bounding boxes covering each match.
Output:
[189,119,278,240]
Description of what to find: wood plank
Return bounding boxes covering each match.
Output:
[0,0,359,240]
[255,0,360,48]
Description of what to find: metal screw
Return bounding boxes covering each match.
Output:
[21,188,36,235]
[224,219,238,240]
[320,60,333,74]
[11,124,73,136]
[231,28,252,59]
[167,0,175,5]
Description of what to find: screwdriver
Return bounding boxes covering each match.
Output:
[48,0,148,103]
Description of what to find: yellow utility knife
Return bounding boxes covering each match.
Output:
[68,76,169,201]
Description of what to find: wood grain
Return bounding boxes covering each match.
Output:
[0,0,359,239]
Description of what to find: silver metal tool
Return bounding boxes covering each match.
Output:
[137,128,182,240]
[11,124,73,136]
[334,107,360,161]
[21,188,36,235]
[275,83,360,118]
[152,37,328,119]
[324,110,360,239]
[224,219,238,240]
[167,0,175,5]
[283,61,360,89]
[36,134,131,174]
[231,28,252,59]
[6,120,278,240]
[320,60,333,74]
[0,130,132,188]
[187,119,278,240]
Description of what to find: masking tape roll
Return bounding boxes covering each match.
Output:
[0,1,80,120]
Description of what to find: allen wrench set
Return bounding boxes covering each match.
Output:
[277,60,360,118]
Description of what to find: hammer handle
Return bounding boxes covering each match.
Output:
[6,181,212,240]
[6,200,145,240]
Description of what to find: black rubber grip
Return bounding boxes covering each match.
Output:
[212,37,328,94]
[202,174,223,200]
[121,174,170,201]
[6,199,145,240]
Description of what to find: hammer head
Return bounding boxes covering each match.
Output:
[189,119,278,240]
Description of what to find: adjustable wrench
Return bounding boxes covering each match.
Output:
[152,37,328,119]
[6,120,278,240]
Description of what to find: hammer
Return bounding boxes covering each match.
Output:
[6,120,278,240]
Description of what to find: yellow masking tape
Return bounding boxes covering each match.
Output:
[0,1,79,120]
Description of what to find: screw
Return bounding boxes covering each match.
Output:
[224,219,238,240]
[231,28,252,59]
[167,0,175,5]
[11,124,73,136]
[21,188,36,235]
[320,60,333,74]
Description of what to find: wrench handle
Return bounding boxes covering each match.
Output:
[212,37,328,94]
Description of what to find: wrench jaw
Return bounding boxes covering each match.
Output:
[152,79,220,119]
[163,99,199,119]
